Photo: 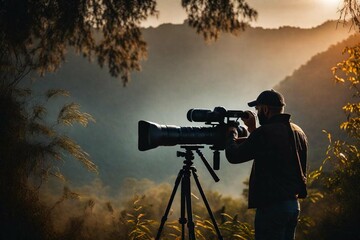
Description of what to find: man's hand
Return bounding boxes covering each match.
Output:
[242,111,256,133]
[227,126,238,139]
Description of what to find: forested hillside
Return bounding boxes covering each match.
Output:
[275,34,360,167]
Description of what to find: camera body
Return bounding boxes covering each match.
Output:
[138,107,248,151]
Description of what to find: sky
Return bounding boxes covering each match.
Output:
[143,0,343,29]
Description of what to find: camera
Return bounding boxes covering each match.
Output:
[138,107,248,151]
[143,107,249,238]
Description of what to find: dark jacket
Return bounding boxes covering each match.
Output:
[225,114,308,209]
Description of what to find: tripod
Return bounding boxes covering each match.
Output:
[155,146,223,240]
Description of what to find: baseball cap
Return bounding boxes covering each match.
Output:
[247,90,285,107]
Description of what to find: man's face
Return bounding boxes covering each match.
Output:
[256,105,268,125]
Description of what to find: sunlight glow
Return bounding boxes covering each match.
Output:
[320,0,342,8]
[142,0,344,29]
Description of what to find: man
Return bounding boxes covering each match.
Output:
[225,89,308,240]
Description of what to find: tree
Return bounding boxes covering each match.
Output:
[0,0,257,86]
[302,41,360,240]
[298,2,360,238]
[338,0,360,31]
[0,85,97,239]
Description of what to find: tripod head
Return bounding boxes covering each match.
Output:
[177,146,203,159]
[177,146,220,182]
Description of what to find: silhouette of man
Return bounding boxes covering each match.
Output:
[226,89,308,240]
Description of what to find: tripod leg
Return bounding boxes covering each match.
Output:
[180,178,186,240]
[192,169,223,240]
[183,169,196,240]
[156,169,184,240]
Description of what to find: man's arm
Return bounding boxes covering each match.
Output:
[225,129,259,163]
[225,112,258,164]
[291,123,308,176]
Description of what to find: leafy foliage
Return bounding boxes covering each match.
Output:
[219,213,254,240]
[339,0,360,30]
[0,82,96,238]
[45,187,254,240]
[301,42,360,239]
[118,195,156,240]
[332,44,360,139]
[0,0,257,85]
[182,0,257,41]
[0,0,158,85]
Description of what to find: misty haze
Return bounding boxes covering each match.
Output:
[30,21,355,196]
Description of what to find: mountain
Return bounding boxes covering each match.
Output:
[275,34,360,167]
[30,21,355,197]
